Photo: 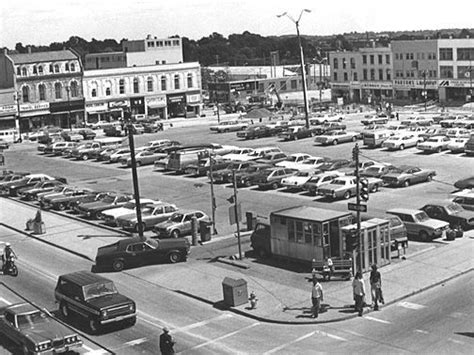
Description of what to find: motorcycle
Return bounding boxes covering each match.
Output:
[1,256,18,277]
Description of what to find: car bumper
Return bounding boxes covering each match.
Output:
[101,312,136,325]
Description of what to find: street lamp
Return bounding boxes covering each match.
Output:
[421,70,427,112]
[277,9,311,128]
[65,85,72,130]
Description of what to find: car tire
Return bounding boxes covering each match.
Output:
[171,229,180,238]
[436,147,442,153]
[351,136,356,142]
[371,184,379,192]
[82,154,89,161]
[58,202,67,211]
[271,182,279,190]
[399,144,405,150]
[244,180,252,187]
[112,259,124,271]
[426,175,433,182]
[343,191,351,199]
[22,344,31,355]
[338,117,343,122]
[419,230,430,242]
[136,161,142,167]
[403,180,410,187]
[332,140,338,145]
[169,251,181,263]
[60,301,70,318]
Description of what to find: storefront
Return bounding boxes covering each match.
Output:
[330,82,350,104]
[0,104,17,130]
[49,99,85,129]
[167,93,186,118]
[438,79,473,103]
[108,100,130,120]
[85,102,108,123]
[145,95,167,119]
[18,102,51,133]
[393,79,438,102]
[359,81,393,105]
[130,97,145,116]
[186,91,202,118]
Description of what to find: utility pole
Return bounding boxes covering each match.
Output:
[422,70,427,112]
[125,111,145,240]
[208,150,218,235]
[353,144,362,273]
[66,85,72,130]
[14,91,22,143]
[232,170,242,260]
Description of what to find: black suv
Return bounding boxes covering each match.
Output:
[55,271,136,334]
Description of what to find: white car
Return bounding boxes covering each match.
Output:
[145,139,171,149]
[382,134,421,150]
[294,156,331,172]
[416,135,451,153]
[108,148,131,163]
[238,147,282,161]
[98,198,160,226]
[221,147,255,161]
[275,153,312,169]
[314,131,359,145]
[302,172,345,195]
[309,113,344,125]
[281,171,317,191]
[208,143,239,156]
[448,137,470,153]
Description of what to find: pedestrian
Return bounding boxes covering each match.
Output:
[370,264,384,310]
[159,327,175,355]
[311,278,323,318]
[352,271,366,316]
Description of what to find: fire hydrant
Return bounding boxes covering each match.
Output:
[249,291,258,310]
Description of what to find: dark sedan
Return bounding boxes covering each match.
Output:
[421,202,474,230]
[454,176,474,190]
[382,166,436,188]
[73,193,132,219]
[17,180,66,201]
[236,125,276,139]
[318,159,352,172]
[41,188,96,211]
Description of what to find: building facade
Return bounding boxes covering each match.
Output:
[0,48,85,133]
[123,35,183,66]
[83,62,202,121]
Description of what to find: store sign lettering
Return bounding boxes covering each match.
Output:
[187,94,200,103]
[19,102,50,111]
[0,105,17,114]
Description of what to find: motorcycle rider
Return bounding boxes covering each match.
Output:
[2,243,17,270]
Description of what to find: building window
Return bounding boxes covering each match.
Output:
[457,48,474,61]
[38,84,46,101]
[38,66,43,75]
[70,81,78,97]
[91,88,97,97]
[54,64,60,73]
[333,72,338,81]
[379,69,383,80]
[174,74,180,89]
[385,54,390,64]
[49,64,54,73]
[187,73,193,88]
[440,66,454,78]
[105,87,111,96]
[119,79,125,94]
[386,69,391,81]
[370,55,374,65]
[70,63,75,72]
[343,72,348,81]
[133,78,139,93]
[350,57,355,69]
[362,55,367,64]
[22,67,27,76]
[22,86,30,102]
[280,81,287,90]
[439,48,453,61]
[353,72,358,81]
[147,77,153,92]
[333,58,338,69]
[342,58,346,69]
[457,66,472,79]
[65,63,69,71]
[33,66,37,74]
[16,67,21,75]
[55,82,62,99]
[378,55,383,64]
[161,76,167,90]
[363,69,368,80]
[291,80,297,89]
[370,69,375,80]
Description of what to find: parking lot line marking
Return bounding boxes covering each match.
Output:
[189,323,259,351]
[263,331,316,355]
[315,330,347,341]
[448,338,465,345]
[364,315,391,324]
[397,301,427,310]
[173,314,232,333]
[0,297,12,305]
[414,329,429,334]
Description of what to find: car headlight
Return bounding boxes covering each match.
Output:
[129,303,135,312]
[101,310,108,319]
[66,335,78,344]
[35,341,52,351]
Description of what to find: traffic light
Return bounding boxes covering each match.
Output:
[345,230,360,252]
[360,178,369,202]
[352,144,359,162]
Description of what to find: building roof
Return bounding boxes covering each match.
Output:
[271,206,351,221]
[83,61,200,78]
[9,50,78,64]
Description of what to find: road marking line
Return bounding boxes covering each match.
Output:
[397,301,426,310]
[263,331,316,355]
[124,337,148,346]
[173,314,232,333]
[448,312,466,319]
[344,329,363,337]
[414,329,429,334]
[0,297,12,305]
[190,323,259,351]
[364,316,391,324]
[448,338,465,345]
[315,330,347,341]
[83,345,108,354]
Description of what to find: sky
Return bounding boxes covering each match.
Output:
[1,0,473,49]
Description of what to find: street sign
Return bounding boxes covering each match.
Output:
[348,203,367,212]
[229,203,242,225]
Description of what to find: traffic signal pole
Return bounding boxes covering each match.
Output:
[353,143,362,273]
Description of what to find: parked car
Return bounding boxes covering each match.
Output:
[0,139,9,150]
[0,173,61,197]
[99,198,160,226]
[275,153,312,170]
[418,127,448,141]
[401,116,434,126]
[40,187,96,211]
[287,156,331,172]
[73,193,133,219]
[153,210,210,238]
[221,147,255,161]
[386,208,450,241]
[311,122,346,135]
[210,120,249,133]
[96,237,190,271]
[361,115,389,125]
[454,176,474,190]
[452,190,474,211]
[129,123,145,135]
[184,156,230,177]
[448,137,470,153]
[281,170,318,191]
[382,165,436,187]
[52,141,78,155]
[309,113,344,125]
[317,176,382,200]
[440,115,466,128]
[239,146,283,162]
[60,130,83,142]
[382,134,421,150]
[106,148,131,163]
[314,130,359,145]
[236,124,276,139]
[234,163,273,187]
[55,271,136,334]
[121,150,167,167]
[0,303,82,354]
[77,128,97,140]
[416,135,451,153]
[302,172,345,195]
[116,203,179,232]
[211,161,256,183]
[17,179,66,201]
[255,151,288,165]
[252,167,297,190]
[360,164,398,179]
[103,125,126,137]
[278,126,315,140]
[318,159,352,172]
[420,202,474,230]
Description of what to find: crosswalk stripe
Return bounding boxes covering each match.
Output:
[264,331,316,355]
[397,301,426,310]
[174,314,232,333]
[190,323,259,351]
[364,315,391,324]
[414,329,429,334]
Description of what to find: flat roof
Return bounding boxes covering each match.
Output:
[271,206,351,221]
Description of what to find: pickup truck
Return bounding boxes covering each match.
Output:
[317,176,383,200]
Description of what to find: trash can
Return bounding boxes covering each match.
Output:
[246,211,257,231]
[222,277,248,307]
[200,220,211,242]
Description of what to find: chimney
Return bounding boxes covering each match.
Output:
[147,34,152,40]
[27,46,31,54]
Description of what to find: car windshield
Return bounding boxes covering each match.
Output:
[426,138,440,142]
[170,213,184,222]
[446,203,463,213]
[52,186,64,192]
[17,311,49,328]
[286,156,299,162]
[296,171,310,177]
[414,212,430,222]
[365,167,380,174]
[123,202,136,209]
[84,281,118,300]
[308,176,322,183]
[332,179,346,185]
[101,195,116,203]
[31,182,42,188]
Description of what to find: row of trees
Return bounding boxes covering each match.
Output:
[11,28,473,67]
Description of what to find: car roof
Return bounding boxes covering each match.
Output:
[58,270,112,286]
[5,303,39,315]
[387,208,423,215]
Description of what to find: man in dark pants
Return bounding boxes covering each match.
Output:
[160,327,175,354]
[311,278,323,318]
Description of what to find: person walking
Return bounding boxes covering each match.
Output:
[159,327,175,355]
[370,264,384,310]
[352,272,366,316]
[311,278,323,318]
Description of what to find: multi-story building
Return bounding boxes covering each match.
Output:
[0,48,85,132]
[0,87,17,132]
[83,62,202,121]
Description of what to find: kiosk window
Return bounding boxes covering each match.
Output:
[296,221,304,243]
[287,221,295,241]
[304,222,312,244]
[313,223,322,246]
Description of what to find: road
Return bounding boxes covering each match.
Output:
[1,227,472,354]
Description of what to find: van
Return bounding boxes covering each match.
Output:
[166,148,209,173]
[0,129,21,143]
[363,130,392,148]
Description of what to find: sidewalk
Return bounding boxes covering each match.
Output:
[1,197,473,324]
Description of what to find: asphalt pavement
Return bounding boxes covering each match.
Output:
[1,197,473,325]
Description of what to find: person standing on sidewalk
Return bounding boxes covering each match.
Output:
[160,327,175,355]
[352,272,366,316]
[370,264,384,310]
[311,278,323,318]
